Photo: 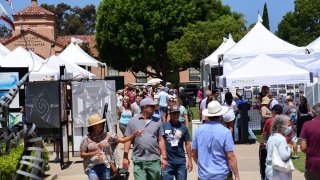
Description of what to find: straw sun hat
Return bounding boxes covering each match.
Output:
[202,101,228,117]
[261,97,271,105]
[87,114,106,127]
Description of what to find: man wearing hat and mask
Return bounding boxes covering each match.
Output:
[192,101,240,180]
[162,105,193,180]
[123,98,167,180]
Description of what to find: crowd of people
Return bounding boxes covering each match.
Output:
[258,86,320,180]
[77,83,320,180]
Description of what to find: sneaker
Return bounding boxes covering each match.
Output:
[292,156,299,160]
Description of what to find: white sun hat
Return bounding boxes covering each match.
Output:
[202,101,228,117]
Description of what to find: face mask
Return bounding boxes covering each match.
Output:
[284,126,292,135]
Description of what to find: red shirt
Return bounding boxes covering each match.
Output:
[263,118,273,134]
[300,116,320,172]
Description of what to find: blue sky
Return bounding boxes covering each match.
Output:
[4,0,294,32]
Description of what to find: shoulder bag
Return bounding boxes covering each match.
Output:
[272,145,295,173]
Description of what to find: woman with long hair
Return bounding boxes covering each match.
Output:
[223,92,237,134]
[167,97,189,127]
[297,96,312,137]
[118,98,133,136]
[80,114,141,180]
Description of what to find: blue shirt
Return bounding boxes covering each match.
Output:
[192,121,234,180]
[119,109,132,124]
[158,91,168,107]
[163,121,190,164]
[152,110,161,121]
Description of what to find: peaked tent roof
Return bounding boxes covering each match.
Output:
[0,43,10,57]
[224,54,310,87]
[46,55,94,79]
[204,35,236,67]
[307,36,320,52]
[58,43,104,67]
[0,46,58,74]
[223,21,299,60]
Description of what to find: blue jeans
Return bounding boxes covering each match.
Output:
[159,106,168,121]
[87,164,111,180]
[161,163,187,180]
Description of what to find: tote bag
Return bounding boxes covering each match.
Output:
[272,145,295,173]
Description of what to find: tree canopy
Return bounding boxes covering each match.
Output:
[277,0,320,46]
[262,3,270,30]
[41,3,96,36]
[0,25,11,38]
[167,15,246,70]
[95,0,243,80]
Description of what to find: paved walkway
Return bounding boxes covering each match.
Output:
[46,143,305,180]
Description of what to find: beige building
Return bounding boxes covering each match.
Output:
[1,0,200,84]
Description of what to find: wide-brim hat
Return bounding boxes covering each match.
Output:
[261,96,271,105]
[285,95,293,100]
[87,114,106,127]
[202,101,228,117]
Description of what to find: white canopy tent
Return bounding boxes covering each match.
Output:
[223,16,304,75]
[204,34,236,67]
[222,54,311,87]
[0,46,59,81]
[306,36,320,53]
[46,55,95,79]
[58,43,105,67]
[0,43,10,58]
[201,35,236,91]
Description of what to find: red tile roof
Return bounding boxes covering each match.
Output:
[56,35,98,57]
[13,5,54,16]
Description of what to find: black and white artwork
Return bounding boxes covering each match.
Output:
[72,80,116,127]
[25,82,60,128]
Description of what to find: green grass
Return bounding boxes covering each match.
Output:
[292,152,306,172]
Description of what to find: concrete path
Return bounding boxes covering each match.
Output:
[46,143,305,180]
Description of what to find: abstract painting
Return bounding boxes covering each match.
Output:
[25,82,60,128]
[71,80,116,128]
[0,72,19,89]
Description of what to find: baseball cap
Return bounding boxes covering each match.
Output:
[140,98,156,107]
[169,105,180,113]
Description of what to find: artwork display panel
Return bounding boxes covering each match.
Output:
[25,81,60,128]
[71,80,116,127]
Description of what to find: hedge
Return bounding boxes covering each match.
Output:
[0,145,50,180]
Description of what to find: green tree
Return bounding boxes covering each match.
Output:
[167,15,246,70]
[41,3,96,36]
[0,25,12,37]
[277,0,320,46]
[95,0,234,81]
[262,3,270,30]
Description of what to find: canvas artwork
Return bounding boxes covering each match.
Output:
[8,112,23,127]
[0,72,19,89]
[71,80,116,127]
[25,82,60,128]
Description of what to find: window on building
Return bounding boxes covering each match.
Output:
[189,68,200,81]
[108,66,119,76]
[135,71,147,83]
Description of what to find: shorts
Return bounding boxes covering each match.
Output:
[87,164,111,180]
[291,131,298,144]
